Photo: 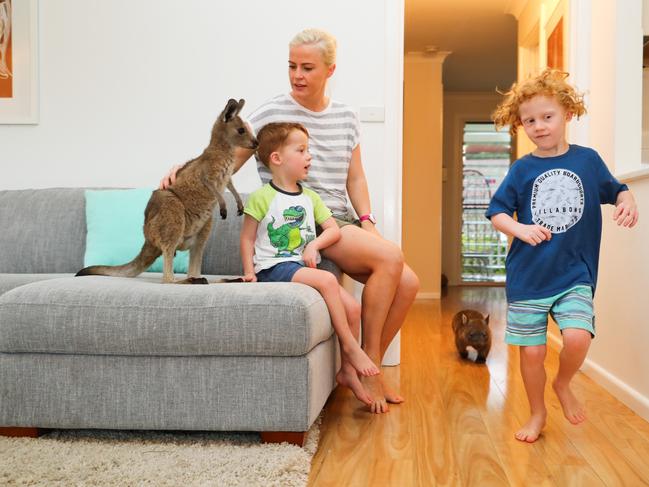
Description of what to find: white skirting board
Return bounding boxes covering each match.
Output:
[548,331,649,422]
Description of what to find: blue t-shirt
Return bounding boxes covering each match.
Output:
[485,145,628,302]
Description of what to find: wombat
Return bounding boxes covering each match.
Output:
[452,309,491,363]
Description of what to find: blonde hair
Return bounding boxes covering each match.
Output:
[289,28,337,66]
[492,69,587,135]
[256,122,309,167]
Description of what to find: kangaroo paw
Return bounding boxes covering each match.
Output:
[176,277,209,285]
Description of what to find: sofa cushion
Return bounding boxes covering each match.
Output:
[0,273,72,297]
[0,276,334,357]
[0,189,87,273]
[83,188,189,273]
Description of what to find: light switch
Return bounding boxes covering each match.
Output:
[359,106,385,122]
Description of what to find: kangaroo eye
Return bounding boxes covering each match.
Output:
[237,128,245,135]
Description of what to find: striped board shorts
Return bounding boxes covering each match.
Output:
[506,285,595,346]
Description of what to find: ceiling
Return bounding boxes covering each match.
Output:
[405,0,518,92]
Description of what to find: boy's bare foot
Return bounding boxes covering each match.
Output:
[342,343,380,377]
[380,375,404,404]
[336,365,373,406]
[553,380,586,424]
[515,411,547,443]
[361,374,389,413]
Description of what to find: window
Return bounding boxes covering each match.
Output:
[461,123,511,283]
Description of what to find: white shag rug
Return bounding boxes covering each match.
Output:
[0,419,320,486]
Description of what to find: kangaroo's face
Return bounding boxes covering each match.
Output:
[218,99,259,150]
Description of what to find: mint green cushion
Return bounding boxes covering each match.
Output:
[84,188,189,273]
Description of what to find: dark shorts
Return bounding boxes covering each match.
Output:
[316,215,361,236]
[256,261,304,283]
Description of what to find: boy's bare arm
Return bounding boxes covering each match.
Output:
[613,190,639,228]
[302,217,341,268]
[490,213,552,247]
[240,215,259,281]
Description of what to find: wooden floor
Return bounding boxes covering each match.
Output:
[309,286,649,486]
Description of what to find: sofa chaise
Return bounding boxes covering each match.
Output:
[0,188,339,445]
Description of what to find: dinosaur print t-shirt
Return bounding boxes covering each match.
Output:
[485,145,628,302]
[244,182,332,273]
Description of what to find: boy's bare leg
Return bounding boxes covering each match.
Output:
[334,285,373,406]
[552,328,591,424]
[517,344,548,442]
[292,268,379,377]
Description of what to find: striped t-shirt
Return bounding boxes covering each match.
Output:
[248,93,361,218]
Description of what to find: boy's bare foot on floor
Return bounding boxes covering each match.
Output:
[361,374,389,413]
[553,380,586,424]
[515,411,547,443]
[343,344,380,377]
[336,365,373,405]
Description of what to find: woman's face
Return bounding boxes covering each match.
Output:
[288,44,335,100]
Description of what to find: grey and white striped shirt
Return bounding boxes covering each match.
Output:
[248,93,361,218]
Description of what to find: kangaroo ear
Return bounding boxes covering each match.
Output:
[484,314,490,325]
[235,99,245,116]
[461,313,468,326]
[222,98,239,123]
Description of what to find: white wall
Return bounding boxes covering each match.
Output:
[566,0,649,421]
[0,0,399,240]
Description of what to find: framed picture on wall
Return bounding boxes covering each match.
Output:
[0,0,38,124]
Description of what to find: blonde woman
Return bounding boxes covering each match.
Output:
[161,29,419,414]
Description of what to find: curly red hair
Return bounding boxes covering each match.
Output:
[492,69,587,135]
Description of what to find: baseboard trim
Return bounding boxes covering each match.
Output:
[547,331,649,422]
[416,292,441,300]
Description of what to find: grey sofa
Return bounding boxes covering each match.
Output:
[0,188,338,445]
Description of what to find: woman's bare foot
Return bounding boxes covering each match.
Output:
[342,343,380,377]
[515,411,547,443]
[553,380,586,424]
[380,375,404,404]
[361,374,389,413]
[336,364,373,406]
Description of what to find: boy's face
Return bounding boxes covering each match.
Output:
[274,130,312,181]
[519,95,572,156]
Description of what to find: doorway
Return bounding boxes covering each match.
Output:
[460,122,511,283]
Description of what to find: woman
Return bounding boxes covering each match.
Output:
[161,29,419,414]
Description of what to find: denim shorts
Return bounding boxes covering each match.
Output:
[256,261,304,283]
[506,285,595,346]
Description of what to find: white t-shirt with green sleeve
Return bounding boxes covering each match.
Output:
[244,182,333,273]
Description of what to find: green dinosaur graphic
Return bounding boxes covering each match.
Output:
[267,205,313,256]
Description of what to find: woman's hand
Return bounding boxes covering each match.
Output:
[360,220,381,237]
[159,164,183,190]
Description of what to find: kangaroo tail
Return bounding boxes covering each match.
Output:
[75,241,161,277]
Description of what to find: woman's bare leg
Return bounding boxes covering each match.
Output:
[347,263,419,404]
[322,225,413,413]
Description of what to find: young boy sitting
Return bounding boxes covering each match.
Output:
[240,122,379,400]
[486,69,639,443]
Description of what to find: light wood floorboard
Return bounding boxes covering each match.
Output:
[309,286,649,486]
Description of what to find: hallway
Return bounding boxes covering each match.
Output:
[309,287,649,486]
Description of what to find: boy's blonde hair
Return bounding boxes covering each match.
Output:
[289,28,337,66]
[256,122,309,168]
[492,69,587,135]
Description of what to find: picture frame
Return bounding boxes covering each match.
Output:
[0,0,38,124]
